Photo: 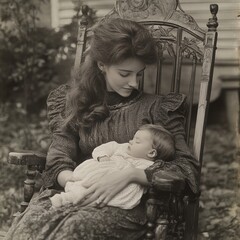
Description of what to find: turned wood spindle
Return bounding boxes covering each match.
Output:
[21,165,37,212]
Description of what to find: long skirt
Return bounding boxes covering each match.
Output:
[6,189,147,240]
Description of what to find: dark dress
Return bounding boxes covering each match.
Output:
[6,85,199,240]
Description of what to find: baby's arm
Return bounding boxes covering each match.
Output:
[92,141,119,161]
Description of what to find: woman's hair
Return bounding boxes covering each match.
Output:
[139,124,175,161]
[63,18,157,130]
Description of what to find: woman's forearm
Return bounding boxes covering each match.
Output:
[128,168,150,186]
[57,170,74,188]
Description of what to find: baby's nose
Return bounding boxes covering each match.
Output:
[129,140,133,145]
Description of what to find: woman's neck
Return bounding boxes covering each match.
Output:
[106,89,139,106]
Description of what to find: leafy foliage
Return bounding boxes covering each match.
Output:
[0,0,57,109]
[0,0,96,113]
[0,0,96,232]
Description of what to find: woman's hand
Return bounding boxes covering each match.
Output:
[78,167,134,207]
[78,167,149,208]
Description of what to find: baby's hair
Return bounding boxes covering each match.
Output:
[138,124,175,161]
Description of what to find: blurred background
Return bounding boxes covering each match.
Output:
[0,0,239,239]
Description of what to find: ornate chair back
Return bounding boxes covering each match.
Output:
[74,1,218,239]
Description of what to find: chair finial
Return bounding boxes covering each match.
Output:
[207,4,219,32]
[81,5,89,26]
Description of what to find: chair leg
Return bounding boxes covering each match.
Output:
[145,189,169,239]
[155,219,168,239]
[146,200,168,240]
[184,197,199,240]
[146,198,159,239]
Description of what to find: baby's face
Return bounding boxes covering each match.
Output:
[127,130,154,159]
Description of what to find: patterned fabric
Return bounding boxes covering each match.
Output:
[6,85,200,239]
[6,189,147,240]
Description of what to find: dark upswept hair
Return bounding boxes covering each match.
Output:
[139,124,175,161]
[63,18,157,130]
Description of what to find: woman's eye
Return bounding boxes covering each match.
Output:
[137,71,144,77]
[119,73,129,77]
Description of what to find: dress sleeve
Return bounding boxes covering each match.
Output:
[144,93,200,194]
[92,141,119,160]
[42,85,80,189]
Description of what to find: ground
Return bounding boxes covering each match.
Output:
[198,125,240,240]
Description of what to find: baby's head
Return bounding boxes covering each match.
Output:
[127,124,175,161]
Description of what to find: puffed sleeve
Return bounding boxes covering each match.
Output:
[144,93,200,194]
[42,84,80,189]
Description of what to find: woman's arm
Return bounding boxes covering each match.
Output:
[131,168,149,186]
[43,127,80,189]
[79,166,149,207]
[146,93,200,194]
[42,85,80,189]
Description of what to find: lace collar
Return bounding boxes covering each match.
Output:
[106,89,143,110]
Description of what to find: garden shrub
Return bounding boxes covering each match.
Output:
[0,0,96,231]
[0,0,96,113]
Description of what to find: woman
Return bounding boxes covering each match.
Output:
[6,18,199,240]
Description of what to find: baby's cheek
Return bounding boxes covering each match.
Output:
[126,148,131,155]
[130,150,139,158]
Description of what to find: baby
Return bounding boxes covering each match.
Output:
[50,124,175,209]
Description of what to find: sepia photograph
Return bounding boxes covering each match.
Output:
[0,0,239,239]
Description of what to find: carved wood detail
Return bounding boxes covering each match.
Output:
[193,4,218,162]
[8,152,46,213]
[146,188,169,239]
[104,0,205,37]
[147,25,203,62]
[21,165,38,212]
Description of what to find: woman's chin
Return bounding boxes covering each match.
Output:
[118,90,133,97]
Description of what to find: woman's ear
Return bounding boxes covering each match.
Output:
[147,149,157,159]
[97,61,105,72]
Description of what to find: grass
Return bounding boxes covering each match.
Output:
[0,108,50,232]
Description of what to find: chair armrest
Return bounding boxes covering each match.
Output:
[152,170,186,194]
[8,151,46,169]
[8,151,47,213]
[145,170,186,239]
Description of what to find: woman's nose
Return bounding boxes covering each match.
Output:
[128,75,138,88]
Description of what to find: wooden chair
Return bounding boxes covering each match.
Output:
[8,0,218,239]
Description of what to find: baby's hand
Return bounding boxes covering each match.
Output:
[50,194,63,208]
[97,155,110,162]
[65,181,75,192]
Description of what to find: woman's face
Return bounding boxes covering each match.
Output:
[99,58,146,97]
